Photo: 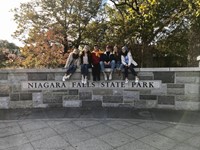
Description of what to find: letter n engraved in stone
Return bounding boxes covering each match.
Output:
[28,82,34,89]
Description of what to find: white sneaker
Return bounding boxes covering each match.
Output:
[104,73,107,81]
[65,74,71,80]
[109,73,112,80]
[125,78,129,83]
[62,76,66,81]
[62,75,67,81]
[84,77,87,84]
[135,76,139,83]
[81,75,84,83]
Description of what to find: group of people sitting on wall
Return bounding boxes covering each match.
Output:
[62,44,139,84]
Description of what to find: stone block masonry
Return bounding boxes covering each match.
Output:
[0,68,199,110]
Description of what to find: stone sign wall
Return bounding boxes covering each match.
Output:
[0,68,199,110]
[21,80,161,90]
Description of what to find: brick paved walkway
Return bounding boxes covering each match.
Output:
[0,118,200,150]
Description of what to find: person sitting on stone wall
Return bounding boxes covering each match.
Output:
[100,45,116,80]
[113,44,123,76]
[121,46,139,83]
[80,45,92,84]
[91,44,103,81]
[62,48,80,81]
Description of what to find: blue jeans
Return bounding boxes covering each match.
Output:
[116,61,123,70]
[66,65,77,75]
[81,64,90,77]
[100,60,116,72]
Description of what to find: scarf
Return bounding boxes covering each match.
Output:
[92,50,103,57]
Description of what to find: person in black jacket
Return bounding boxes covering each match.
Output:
[100,45,116,80]
[80,45,92,84]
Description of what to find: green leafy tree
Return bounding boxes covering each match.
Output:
[13,0,102,46]
[12,0,102,68]
[187,16,200,66]
[109,0,200,67]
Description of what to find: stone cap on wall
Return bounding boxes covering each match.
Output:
[0,67,200,73]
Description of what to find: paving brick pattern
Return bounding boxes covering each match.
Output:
[0,118,200,150]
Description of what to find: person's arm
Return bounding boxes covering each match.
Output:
[128,52,138,66]
[88,52,92,65]
[121,55,126,65]
[75,57,80,67]
[64,52,73,68]
[110,53,115,61]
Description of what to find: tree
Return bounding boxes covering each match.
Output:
[17,29,68,68]
[0,40,20,68]
[12,0,103,68]
[187,16,200,66]
[13,0,102,46]
[109,0,200,67]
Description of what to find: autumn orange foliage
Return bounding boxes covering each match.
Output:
[17,29,72,68]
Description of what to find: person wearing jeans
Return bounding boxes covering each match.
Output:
[113,45,122,76]
[80,45,92,84]
[121,46,139,83]
[100,45,116,80]
[62,48,79,81]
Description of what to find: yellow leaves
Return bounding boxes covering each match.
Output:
[148,0,156,5]
[140,3,147,12]
[195,11,200,17]
[127,8,134,14]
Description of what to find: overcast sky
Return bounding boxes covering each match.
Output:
[0,0,31,46]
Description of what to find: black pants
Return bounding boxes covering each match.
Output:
[92,64,100,81]
[123,63,137,78]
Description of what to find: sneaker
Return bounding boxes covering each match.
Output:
[104,73,107,81]
[81,75,84,83]
[125,78,129,83]
[84,77,87,84]
[65,74,71,80]
[62,76,66,81]
[62,75,68,81]
[109,73,112,80]
[135,76,139,83]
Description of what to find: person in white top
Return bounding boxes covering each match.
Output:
[62,48,80,81]
[121,46,139,83]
